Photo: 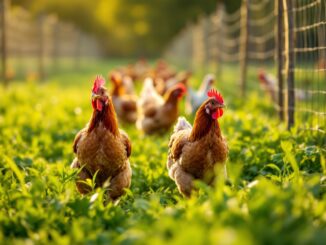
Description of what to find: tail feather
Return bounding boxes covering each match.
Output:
[141,77,155,97]
[174,117,192,132]
[139,77,164,108]
[122,100,137,111]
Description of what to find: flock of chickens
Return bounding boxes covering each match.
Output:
[71,60,228,200]
[109,60,217,134]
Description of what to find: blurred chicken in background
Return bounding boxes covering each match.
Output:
[155,71,191,95]
[186,74,215,114]
[133,58,150,80]
[113,59,150,82]
[258,70,310,103]
[138,78,164,111]
[110,72,138,123]
[137,78,186,134]
[149,59,177,82]
[258,70,277,102]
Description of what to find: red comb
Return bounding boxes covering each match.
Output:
[258,70,266,81]
[110,73,116,82]
[110,72,120,84]
[92,76,105,93]
[207,89,224,104]
[175,83,187,93]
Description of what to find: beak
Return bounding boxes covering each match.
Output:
[216,103,225,108]
[92,92,101,100]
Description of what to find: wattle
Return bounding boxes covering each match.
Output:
[212,108,223,120]
[96,100,103,111]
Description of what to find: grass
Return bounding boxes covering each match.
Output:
[0,60,325,245]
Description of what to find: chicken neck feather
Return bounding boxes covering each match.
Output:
[88,99,120,136]
[189,104,221,142]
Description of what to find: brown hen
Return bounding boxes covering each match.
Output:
[167,89,228,197]
[71,76,132,200]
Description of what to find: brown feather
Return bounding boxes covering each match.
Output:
[120,129,132,158]
[88,98,120,136]
[73,128,86,153]
[189,100,221,142]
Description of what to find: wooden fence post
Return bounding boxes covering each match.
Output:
[239,0,249,97]
[216,5,223,81]
[74,29,81,70]
[1,0,9,86]
[52,21,60,73]
[203,17,209,72]
[276,0,284,121]
[283,0,295,129]
[318,1,326,70]
[38,15,45,81]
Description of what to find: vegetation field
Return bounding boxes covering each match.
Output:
[0,60,325,245]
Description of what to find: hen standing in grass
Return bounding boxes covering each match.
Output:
[167,89,228,197]
[71,76,132,200]
[136,78,186,134]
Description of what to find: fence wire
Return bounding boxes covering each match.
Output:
[0,4,102,82]
[164,0,325,138]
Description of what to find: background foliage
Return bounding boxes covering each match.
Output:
[11,0,241,56]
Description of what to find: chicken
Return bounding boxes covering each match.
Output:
[71,76,132,201]
[186,74,215,114]
[137,77,164,112]
[110,72,135,95]
[110,73,138,123]
[133,58,150,80]
[167,89,228,197]
[155,71,191,95]
[114,59,150,81]
[136,78,186,134]
[258,70,309,102]
[152,59,177,82]
[258,70,277,102]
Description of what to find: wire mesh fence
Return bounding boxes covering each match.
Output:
[164,0,325,138]
[0,1,102,84]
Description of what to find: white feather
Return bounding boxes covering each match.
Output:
[174,117,192,132]
[186,74,215,114]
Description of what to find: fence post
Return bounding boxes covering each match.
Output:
[52,21,60,73]
[202,17,208,71]
[216,5,223,81]
[239,0,249,97]
[38,15,45,81]
[318,1,326,70]
[74,29,81,70]
[283,0,295,129]
[1,0,9,86]
[276,0,284,121]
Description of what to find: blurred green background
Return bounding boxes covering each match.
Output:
[12,0,241,57]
